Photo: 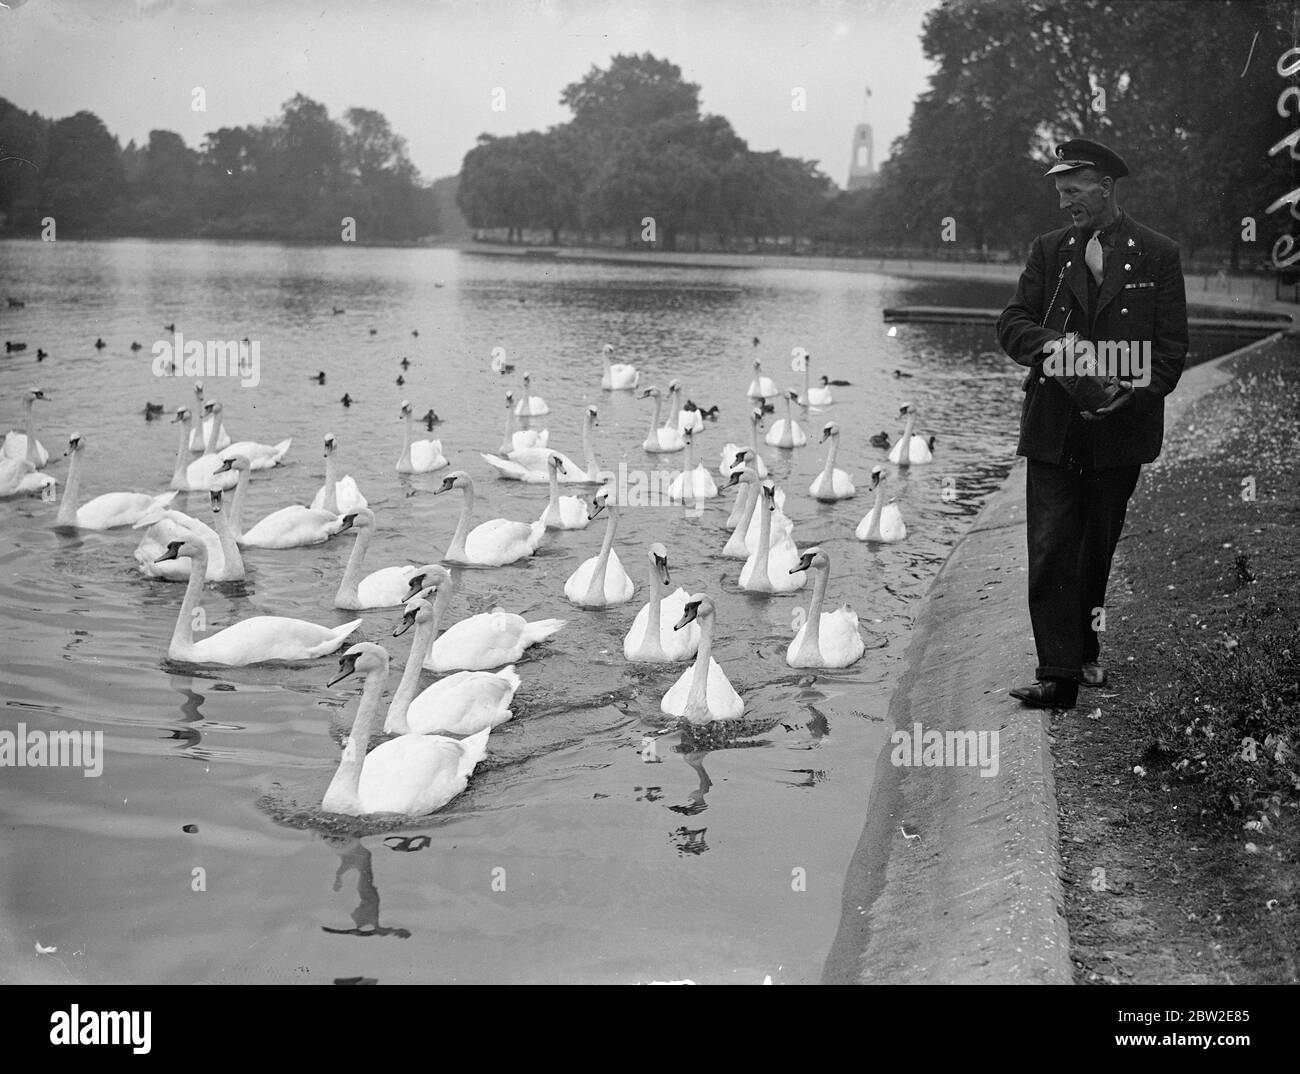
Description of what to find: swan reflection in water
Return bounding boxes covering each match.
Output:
[320,834,411,939]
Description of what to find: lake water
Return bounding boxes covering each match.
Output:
[0,238,1215,984]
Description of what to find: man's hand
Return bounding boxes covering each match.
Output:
[1080,381,1134,421]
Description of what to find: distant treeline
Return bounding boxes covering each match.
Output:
[0,94,444,241]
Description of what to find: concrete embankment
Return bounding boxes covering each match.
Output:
[820,331,1284,985]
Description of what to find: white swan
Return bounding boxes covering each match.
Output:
[786,547,866,668]
[887,402,933,466]
[169,408,239,492]
[665,379,703,433]
[203,401,291,470]
[220,455,352,549]
[660,595,745,723]
[482,405,600,483]
[435,470,545,566]
[639,387,685,453]
[765,390,808,448]
[739,481,805,594]
[395,401,448,473]
[513,372,550,416]
[540,453,591,529]
[564,488,635,607]
[0,457,56,499]
[798,351,834,408]
[322,643,491,817]
[809,422,856,501]
[310,434,369,514]
[1,388,50,468]
[156,538,361,664]
[499,392,548,455]
[666,427,718,505]
[721,468,794,558]
[54,434,177,530]
[855,466,908,543]
[188,381,231,453]
[385,584,521,736]
[334,508,427,609]
[601,342,639,390]
[719,409,768,477]
[133,489,244,582]
[623,544,700,662]
[746,359,778,400]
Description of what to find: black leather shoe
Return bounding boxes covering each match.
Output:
[1081,662,1107,687]
[1009,679,1078,709]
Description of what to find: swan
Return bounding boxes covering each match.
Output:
[600,342,639,390]
[169,408,239,492]
[765,390,808,448]
[639,387,685,453]
[322,643,491,817]
[54,434,177,530]
[133,489,244,581]
[203,402,291,470]
[334,508,427,609]
[188,382,232,453]
[887,402,933,466]
[499,392,548,455]
[623,544,700,662]
[746,359,778,400]
[398,567,565,673]
[156,538,361,664]
[660,595,745,723]
[809,422,856,501]
[786,547,866,668]
[564,488,635,607]
[435,470,546,566]
[739,482,805,594]
[482,405,600,483]
[665,379,702,433]
[719,409,768,477]
[540,454,591,529]
[395,401,448,473]
[385,585,521,736]
[514,372,550,416]
[721,468,793,558]
[855,466,908,543]
[220,455,352,549]
[0,457,56,499]
[797,350,834,408]
[666,427,718,505]
[310,434,369,514]
[1,388,50,468]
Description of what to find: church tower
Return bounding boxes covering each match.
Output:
[846,86,877,191]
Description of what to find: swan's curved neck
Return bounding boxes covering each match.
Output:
[585,507,618,604]
[322,449,339,514]
[501,404,517,455]
[337,524,374,600]
[663,387,679,429]
[803,360,811,401]
[23,398,40,467]
[172,416,192,485]
[388,605,441,733]
[56,448,82,526]
[204,409,222,454]
[547,462,561,512]
[754,493,773,587]
[645,559,664,653]
[229,465,250,536]
[646,396,662,440]
[213,503,243,578]
[685,612,714,712]
[750,418,762,459]
[902,413,915,444]
[170,547,208,658]
[447,483,475,559]
[819,433,839,481]
[803,563,829,655]
[322,665,387,814]
[682,435,695,474]
[582,414,598,478]
[729,482,758,543]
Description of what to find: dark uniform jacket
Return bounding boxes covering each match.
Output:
[997,212,1189,468]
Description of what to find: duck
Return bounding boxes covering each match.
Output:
[623,544,700,662]
[4,341,26,353]
[746,358,779,400]
[498,392,548,455]
[482,405,600,483]
[163,322,176,332]
[218,455,352,549]
[400,567,565,673]
[334,509,429,610]
[739,482,805,594]
[188,382,231,453]
[564,488,635,607]
[341,393,354,407]
[396,375,405,387]
[855,466,907,543]
[809,422,856,501]
[639,387,686,453]
[719,408,768,477]
[94,338,107,349]
[395,401,448,473]
[385,585,521,737]
[434,470,546,566]
[130,341,142,351]
[600,342,639,390]
[169,408,239,492]
[540,453,591,529]
[1,388,50,468]
[666,427,717,504]
[143,402,165,420]
[311,371,326,385]
[400,357,412,370]
[133,490,243,582]
[309,434,369,515]
[203,402,291,469]
[36,348,48,361]
[765,390,808,448]
[514,372,550,416]
[421,409,439,431]
[156,538,361,665]
[869,431,891,449]
[321,643,491,817]
[55,433,177,530]
[887,403,933,466]
[659,596,745,723]
[786,548,866,668]
[684,400,719,422]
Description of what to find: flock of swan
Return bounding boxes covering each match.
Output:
[1,344,934,822]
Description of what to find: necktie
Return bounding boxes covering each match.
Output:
[1085,230,1104,285]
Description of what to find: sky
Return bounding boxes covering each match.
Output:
[0,0,937,187]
